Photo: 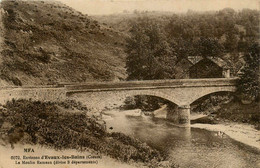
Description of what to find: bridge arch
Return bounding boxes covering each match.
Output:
[118,90,183,106]
[188,87,236,105]
[66,89,182,111]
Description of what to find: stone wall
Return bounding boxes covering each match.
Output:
[0,87,66,104]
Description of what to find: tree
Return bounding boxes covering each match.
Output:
[126,17,176,80]
[224,31,239,52]
[169,38,195,61]
[237,43,260,101]
[194,37,224,58]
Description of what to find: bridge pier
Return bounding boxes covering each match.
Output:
[178,105,190,127]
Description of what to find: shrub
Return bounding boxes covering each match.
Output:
[0,99,171,166]
[237,43,260,101]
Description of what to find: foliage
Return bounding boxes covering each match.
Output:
[0,99,176,167]
[194,37,224,58]
[215,97,260,130]
[191,92,234,114]
[237,43,260,100]
[122,95,173,111]
[122,9,259,80]
[126,17,176,80]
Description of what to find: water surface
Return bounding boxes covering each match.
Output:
[103,110,260,168]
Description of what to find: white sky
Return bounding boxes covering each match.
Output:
[59,0,260,15]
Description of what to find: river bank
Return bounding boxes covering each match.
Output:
[0,99,176,168]
[190,98,260,151]
[103,109,260,168]
[192,122,260,151]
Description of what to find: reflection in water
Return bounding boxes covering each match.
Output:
[103,110,260,168]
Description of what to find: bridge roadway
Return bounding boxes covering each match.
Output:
[65,78,237,127]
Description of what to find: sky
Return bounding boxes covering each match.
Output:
[59,0,259,15]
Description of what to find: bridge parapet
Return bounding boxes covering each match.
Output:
[64,78,238,91]
[0,87,66,104]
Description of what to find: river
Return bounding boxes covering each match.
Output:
[102,110,260,168]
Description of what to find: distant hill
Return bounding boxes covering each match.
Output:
[93,11,174,34]
[0,0,127,86]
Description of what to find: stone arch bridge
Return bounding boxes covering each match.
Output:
[0,78,237,127]
[65,78,237,127]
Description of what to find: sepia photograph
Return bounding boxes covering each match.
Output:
[0,0,259,167]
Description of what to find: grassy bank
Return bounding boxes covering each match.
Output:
[0,99,177,168]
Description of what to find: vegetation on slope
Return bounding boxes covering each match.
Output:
[191,93,260,129]
[0,0,127,86]
[0,99,177,167]
[215,98,260,129]
[95,9,259,81]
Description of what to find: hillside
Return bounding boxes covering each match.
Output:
[0,0,127,86]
